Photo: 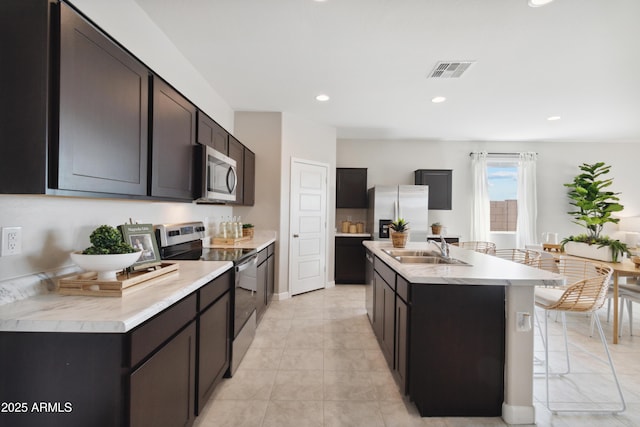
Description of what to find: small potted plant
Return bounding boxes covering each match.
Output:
[242,223,255,239]
[70,225,141,280]
[431,222,442,235]
[562,162,628,262]
[389,218,409,248]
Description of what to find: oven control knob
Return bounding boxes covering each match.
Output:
[168,230,180,237]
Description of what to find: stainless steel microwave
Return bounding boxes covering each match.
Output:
[203,146,237,202]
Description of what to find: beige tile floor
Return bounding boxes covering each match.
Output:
[194,285,640,427]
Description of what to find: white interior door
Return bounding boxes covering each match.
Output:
[289,158,328,296]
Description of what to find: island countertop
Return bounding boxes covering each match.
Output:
[0,260,232,333]
[364,240,564,286]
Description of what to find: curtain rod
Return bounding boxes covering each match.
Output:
[468,152,537,157]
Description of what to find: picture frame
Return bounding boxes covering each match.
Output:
[118,223,161,271]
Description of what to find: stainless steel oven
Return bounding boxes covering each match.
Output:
[155,222,257,377]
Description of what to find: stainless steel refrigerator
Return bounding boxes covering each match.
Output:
[367,185,429,242]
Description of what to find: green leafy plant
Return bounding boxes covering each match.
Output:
[242,223,254,229]
[83,225,136,255]
[562,162,628,261]
[564,162,624,240]
[431,222,441,227]
[389,218,409,232]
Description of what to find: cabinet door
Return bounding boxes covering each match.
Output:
[151,78,196,200]
[365,250,374,324]
[228,136,244,204]
[336,168,368,208]
[58,3,149,195]
[130,322,196,427]
[414,169,452,210]
[267,247,275,304]
[395,296,408,394]
[197,111,228,153]
[243,149,256,206]
[372,271,385,343]
[198,292,230,413]
[335,237,367,284]
[382,282,396,368]
[256,258,267,322]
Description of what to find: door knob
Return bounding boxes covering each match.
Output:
[293,234,299,238]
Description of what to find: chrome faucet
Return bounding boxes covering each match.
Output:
[430,236,450,259]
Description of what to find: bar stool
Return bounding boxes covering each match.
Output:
[492,248,541,265]
[534,257,625,413]
[451,241,496,254]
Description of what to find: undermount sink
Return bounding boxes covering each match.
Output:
[382,249,471,266]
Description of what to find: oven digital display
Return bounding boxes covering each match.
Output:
[180,226,194,235]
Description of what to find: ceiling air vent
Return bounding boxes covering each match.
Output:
[428,61,475,78]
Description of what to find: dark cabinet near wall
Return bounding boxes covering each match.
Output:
[228,136,244,205]
[415,169,453,210]
[335,237,369,284]
[256,243,276,322]
[151,78,197,200]
[336,168,368,208]
[243,149,256,206]
[197,111,229,154]
[0,1,151,198]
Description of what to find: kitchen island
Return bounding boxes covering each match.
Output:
[364,240,564,425]
[0,260,233,427]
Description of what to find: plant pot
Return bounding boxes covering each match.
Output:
[242,227,254,238]
[431,226,442,235]
[563,241,617,263]
[391,231,409,248]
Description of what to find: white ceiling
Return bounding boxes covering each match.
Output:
[133,0,640,142]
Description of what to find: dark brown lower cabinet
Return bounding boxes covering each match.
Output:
[0,271,233,427]
[130,322,196,427]
[335,237,369,284]
[370,256,505,418]
[256,243,276,323]
[197,292,231,413]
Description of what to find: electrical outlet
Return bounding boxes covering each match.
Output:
[1,226,22,256]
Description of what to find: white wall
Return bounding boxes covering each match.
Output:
[338,139,640,247]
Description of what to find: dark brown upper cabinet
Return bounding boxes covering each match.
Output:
[57,2,150,196]
[414,169,453,210]
[336,168,368,208]
[0,1,150,197]
[197,111,229,153]
[151,78,197,200]
[243,149,256,206]
[228,136,244,204]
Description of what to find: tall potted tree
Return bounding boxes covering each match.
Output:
[562,162,628,262]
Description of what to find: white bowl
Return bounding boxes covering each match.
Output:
[70,250,142,281]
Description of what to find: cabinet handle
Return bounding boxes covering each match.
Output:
[293,234,299,238]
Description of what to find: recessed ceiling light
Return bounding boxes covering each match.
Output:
[547,116,561,121]
[528,0,554,7]
[315,94,330,102]
[431,96,447,103]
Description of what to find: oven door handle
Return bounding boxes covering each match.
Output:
[235,255,258,273]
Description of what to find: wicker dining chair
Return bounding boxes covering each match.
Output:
[451,241,496,254]
[492,248,541,265]
[534,257,625,413]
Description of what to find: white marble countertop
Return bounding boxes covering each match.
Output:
[335,233,371,238]
[0,261,232,333]
[364,240,564,286]
[204,230,277,252]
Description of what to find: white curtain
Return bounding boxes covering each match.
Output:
[470,152,490,241]
[516,152,537,248]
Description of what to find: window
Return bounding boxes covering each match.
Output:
[487,162,518,232]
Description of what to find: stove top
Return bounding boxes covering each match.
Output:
[154,221,256,264]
